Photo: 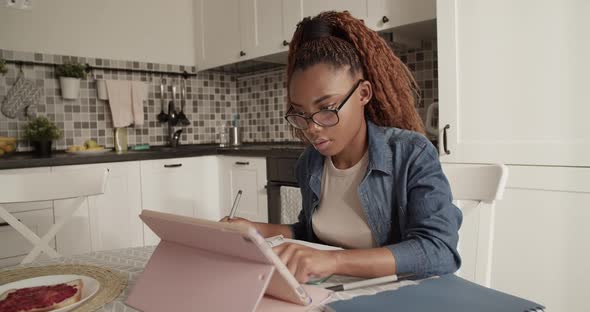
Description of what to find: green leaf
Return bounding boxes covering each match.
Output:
[55,62,86,79]
[23,116,63,142]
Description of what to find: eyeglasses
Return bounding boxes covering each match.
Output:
[284,79,364,130]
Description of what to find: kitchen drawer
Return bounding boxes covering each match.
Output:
[140,157,201,174]
[0,208,55,267]
[228,157,265,171]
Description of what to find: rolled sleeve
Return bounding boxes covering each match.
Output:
[289,210,307,240]
[389,142,463,277]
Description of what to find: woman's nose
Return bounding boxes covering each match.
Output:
[306,120,323,134]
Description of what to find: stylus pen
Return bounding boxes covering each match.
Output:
[228,190,243,219]
[325,274,407,291]
[266,235,284,247]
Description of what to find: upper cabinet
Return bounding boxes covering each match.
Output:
[196,0,299,70]
[241,0,288,59]
[300,0,369,22]
[194,0,243,70]
[367,0,435,31]
[195,0,435,71]
[282,0,304,49]
[437,0,590,166]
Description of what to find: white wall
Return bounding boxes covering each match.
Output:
[0,0,195,65]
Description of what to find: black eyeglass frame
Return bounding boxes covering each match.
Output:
[284,79,365,130]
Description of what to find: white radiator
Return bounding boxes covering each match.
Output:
[279,186,302,224]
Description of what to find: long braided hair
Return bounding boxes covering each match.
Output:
[287,11,425,141]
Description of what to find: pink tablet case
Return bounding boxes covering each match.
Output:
[125,210,332,312]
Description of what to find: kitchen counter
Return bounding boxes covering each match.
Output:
[0,143,306,170]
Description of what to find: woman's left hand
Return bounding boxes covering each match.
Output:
[272,243,339,284]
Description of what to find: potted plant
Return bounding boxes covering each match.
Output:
[55,62,86,99]
[0,59,7,75]
[23,116,63,157]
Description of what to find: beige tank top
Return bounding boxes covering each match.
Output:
[312,151,376,249]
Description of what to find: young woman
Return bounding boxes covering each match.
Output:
[223,11,462,283]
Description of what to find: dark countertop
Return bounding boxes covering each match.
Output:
[0,143,306,170]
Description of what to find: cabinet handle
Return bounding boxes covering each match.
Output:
[443,124,451,155]
[239,51,246,57]
[164,164,182,168]
[0,219,20,227]
[382,16,389,23]
[282,40,290,46]
[235,161,250,166]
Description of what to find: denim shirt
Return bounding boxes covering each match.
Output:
[291,120,462,277]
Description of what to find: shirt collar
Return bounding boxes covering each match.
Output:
[366,120,393,175]
[308,120,393,180]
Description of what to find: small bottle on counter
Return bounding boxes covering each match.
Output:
[218,127,228,147]
[114,127,128,153]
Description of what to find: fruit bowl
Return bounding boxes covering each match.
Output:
[66,139,109,155]
[0,136,17,156]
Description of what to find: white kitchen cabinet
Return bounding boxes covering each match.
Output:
[0,167,54,267]
[194,0,438,70]
[367,0,436,31]
[437,0,590,166]
[195,0,296,70]
[193,0,371,70]
[194,0,243,70]
[51,162,143,255]
[219,156,268,223]
[300,0,368,22]
[0,208,55,268]
[241,0,287,57]
[489,166,590,311]
[140,156,221,245]
[437,2,590,310]
[0,167,53,215]
[282,0,304,49]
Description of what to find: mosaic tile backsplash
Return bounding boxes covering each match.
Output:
[0,40,437,151]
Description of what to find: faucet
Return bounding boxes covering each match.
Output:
[167,100,183,147]
[170,129,183,147]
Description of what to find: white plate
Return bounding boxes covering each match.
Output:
[0,274,101,312]
[66,148,111,155]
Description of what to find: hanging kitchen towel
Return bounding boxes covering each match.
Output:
[1,70,43,119]
[130,80,147,127]
[279,186,302,224]
[105,79,133,128]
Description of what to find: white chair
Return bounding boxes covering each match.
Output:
[442,163,509,287]
[0,168,108,264]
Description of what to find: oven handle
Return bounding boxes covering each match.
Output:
[265,181,299,189]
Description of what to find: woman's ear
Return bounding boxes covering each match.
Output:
[358,80,373,107]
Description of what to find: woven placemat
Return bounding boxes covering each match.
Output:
[0,264,128,312]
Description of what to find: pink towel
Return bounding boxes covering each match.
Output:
[131,81,147,126]
[105,80,133,128]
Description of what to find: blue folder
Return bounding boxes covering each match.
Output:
[326,274,544,312]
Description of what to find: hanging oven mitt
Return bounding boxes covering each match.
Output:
[1,69,43,118]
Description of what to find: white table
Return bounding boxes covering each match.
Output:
[1,246,420,311]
